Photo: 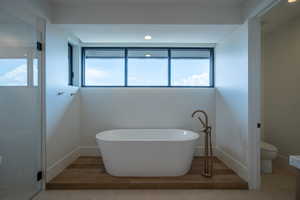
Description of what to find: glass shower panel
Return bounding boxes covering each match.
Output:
[0,9,42,200]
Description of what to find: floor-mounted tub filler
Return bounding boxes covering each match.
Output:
[96,129,199,177]
[192,110,214,177]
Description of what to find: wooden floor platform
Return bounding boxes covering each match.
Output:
[46,156,248,190]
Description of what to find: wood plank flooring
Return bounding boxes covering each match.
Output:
[46,156,248,190]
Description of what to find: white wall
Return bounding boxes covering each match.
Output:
[45,25,81,181]
[215,23,249,181]
[262,16,300,158]
[80,88,216,154]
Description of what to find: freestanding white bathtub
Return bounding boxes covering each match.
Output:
[96,129,199,177]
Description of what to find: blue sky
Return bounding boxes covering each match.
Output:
[128,59,168,86]
[85,58,210,86]
[0,59,26,75]
[0,59,27,86]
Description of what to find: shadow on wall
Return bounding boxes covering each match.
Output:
[46,88,80,169]
[216,88,247,166]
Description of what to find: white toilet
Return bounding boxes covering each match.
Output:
[261,141,278,173]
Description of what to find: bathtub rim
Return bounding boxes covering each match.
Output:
[96,129,200,142]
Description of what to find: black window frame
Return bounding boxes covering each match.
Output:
[81,47,215,88]
[68,43,74,86]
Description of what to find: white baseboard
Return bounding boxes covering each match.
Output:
[215,147,248,182]
[79,146,215,157]
[80,146,101,156]
[46,147,80,182]
[79,146,249,181]
[51,146,247,181]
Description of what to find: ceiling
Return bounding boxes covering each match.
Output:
[49,0,246,6]
[262,0,300,33]
[59,24,239,44]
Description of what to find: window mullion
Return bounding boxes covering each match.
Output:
[210,48,214,87]
[168,49,171,87]
[27,50,33,87]
[81,48,85,86]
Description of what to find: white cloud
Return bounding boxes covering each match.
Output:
[0,64,27,86]
[86,68,108,85]
[174,73,209,86]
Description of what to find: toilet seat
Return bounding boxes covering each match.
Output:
[261,141,278,160]
[261,142,278,152]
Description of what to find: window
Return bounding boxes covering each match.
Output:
[171,49,212,87]
[82,48,214,87]
[68,43,74,86]
[84,49,125,86]
[0,58,27,86]
[128,49,168,86]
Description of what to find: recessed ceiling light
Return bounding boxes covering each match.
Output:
[288,0,297,3]
[145,54,151,57]
[144,35,152,40]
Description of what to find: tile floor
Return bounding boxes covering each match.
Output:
[34,165,296,200]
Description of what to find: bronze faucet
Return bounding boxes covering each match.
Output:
[192,110,213,177]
